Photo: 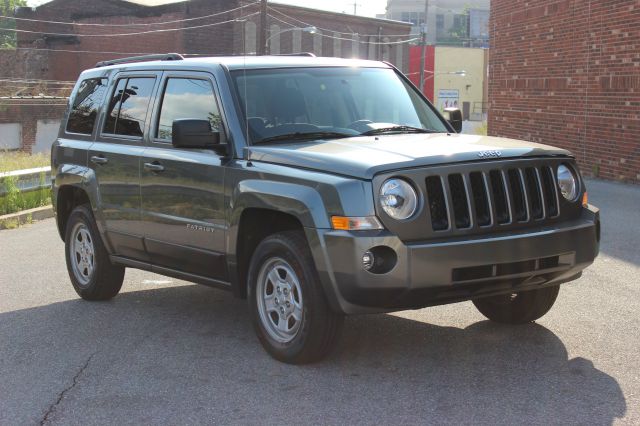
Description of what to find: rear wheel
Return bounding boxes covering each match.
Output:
[248,231,343,364]
[472,285,560,324]
[65,205,124,300]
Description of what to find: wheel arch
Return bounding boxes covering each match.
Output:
[53,165,99,241]
[227,179,332,298]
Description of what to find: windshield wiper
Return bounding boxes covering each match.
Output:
[359,125,437,136]
[253,131,353,145]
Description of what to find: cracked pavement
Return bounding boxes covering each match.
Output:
[0,178,639,425]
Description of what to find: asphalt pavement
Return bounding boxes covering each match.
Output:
[0,178,638,425]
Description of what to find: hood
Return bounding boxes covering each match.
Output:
[246,133,572,180]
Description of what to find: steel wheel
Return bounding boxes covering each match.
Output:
[256,257,304,343]
[69,222,95,286]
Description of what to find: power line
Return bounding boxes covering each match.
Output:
[0,2,259,27]
[12,46,163,56]
[0,76,75,84]
[268,6,411,38]
[267,14,418,45]
[0,13,258,37]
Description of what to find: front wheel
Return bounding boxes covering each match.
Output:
[247,231,343,364]
[472,285,560,324]
[64,205,125,300]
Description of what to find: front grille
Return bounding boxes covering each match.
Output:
[425,165,560,232]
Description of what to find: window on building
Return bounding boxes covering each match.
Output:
[66,78,108,135]
[453,14,468,30]
[400,11,421,26]
[103,77,155,137]
[156,78,221,142]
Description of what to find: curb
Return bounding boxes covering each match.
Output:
[0,205,54,230]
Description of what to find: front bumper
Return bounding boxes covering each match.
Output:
[307,205,600,314]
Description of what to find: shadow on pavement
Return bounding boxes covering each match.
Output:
[0,284,626,424]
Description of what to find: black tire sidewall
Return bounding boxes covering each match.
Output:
[64,204,122,299]
[473,285,560,324]
[247,232,326,362]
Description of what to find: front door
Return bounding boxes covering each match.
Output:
[90,73,159,261]
[141,72,228,281]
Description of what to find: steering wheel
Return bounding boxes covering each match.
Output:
[347,119,374,133]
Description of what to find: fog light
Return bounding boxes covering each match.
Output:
[362,251,374,270]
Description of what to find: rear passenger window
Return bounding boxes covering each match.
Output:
[103,77,155,137]
[66,78,107,135]
[156,78,221,141]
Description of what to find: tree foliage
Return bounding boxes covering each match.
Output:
[1,0,28,49]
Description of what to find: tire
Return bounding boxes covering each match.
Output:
[247,231,343,364]
[472,285,560,324]
[64,204,125,301]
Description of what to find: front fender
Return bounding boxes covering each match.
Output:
[228,179,330,246]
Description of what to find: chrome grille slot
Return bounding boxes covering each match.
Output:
[448,174,471,229]
[426,176,449,231]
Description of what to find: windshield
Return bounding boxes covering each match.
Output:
[231,67,449,144]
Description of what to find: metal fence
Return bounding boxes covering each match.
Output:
[0,166,51,196]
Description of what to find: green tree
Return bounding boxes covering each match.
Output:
[1,0,28,49]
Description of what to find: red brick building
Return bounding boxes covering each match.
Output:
[488,0,639,182]
[6,0,411,82]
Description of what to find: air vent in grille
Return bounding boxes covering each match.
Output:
[423,163,561,233]
[469,172,491,226]
[525,168,544,220]
[448,174,471,229]
[489,170,510,224]
[426,176,449,231]
[540,166,559,217]
[508,169,527,222]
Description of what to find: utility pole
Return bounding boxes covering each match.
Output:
[351,2,361,15]
[419,0,429,93]
[259,0,267,55]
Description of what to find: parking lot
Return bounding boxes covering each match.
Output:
[1,178,638,425]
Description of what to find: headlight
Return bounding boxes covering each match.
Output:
[379,178,418,220]
[557,164,578,201]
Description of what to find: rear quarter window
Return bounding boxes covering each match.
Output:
[66,78,108,135]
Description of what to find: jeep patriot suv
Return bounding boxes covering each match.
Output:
[52,53,600,363]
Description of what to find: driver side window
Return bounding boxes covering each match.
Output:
[156,78,221,141]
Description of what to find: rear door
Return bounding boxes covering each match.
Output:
[140,71,228,281]
[89,72,159,261]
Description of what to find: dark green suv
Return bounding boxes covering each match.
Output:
[52,53,600,363]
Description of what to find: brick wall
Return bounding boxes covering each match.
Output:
[11,0,411,82]
[488,0,640,183]
[0,101,67,152]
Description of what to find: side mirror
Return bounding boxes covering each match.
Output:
[172,119,221,148]
[443,107,463,133]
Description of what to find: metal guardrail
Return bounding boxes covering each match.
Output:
[0,166,51,196]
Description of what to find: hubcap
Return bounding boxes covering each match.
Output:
[70,222,95,286]
[256,257,304,343]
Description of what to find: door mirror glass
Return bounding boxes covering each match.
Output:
[172,119,220,148]
[443,107,463,133]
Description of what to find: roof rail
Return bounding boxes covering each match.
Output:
[95,53,184,68]
[271,52,316,57]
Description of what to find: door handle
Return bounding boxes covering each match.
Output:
[144,162,165,172]
[90,155,108,165]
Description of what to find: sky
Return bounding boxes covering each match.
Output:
[26,0,388,18]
